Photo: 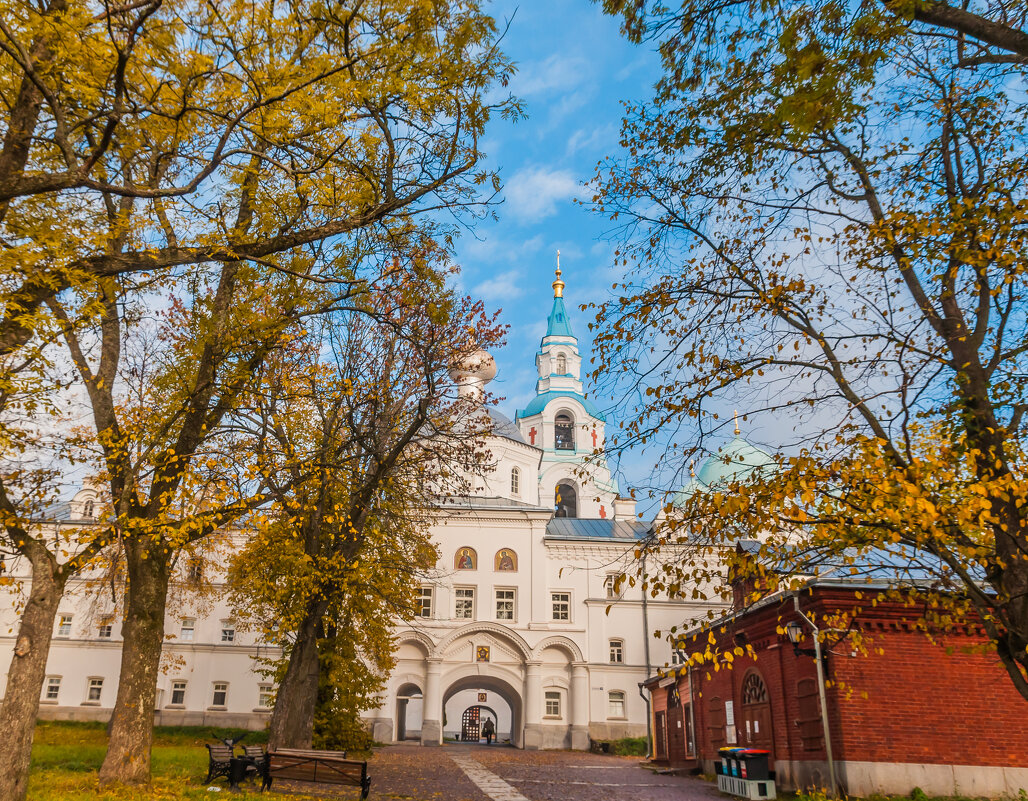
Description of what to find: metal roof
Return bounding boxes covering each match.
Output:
[545,517,650,541]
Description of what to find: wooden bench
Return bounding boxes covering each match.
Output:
[261,747,370,798]
[204,743,234,785]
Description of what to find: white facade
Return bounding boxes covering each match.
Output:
[0,271,722,749]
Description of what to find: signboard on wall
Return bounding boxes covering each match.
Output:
[725,700,737,745]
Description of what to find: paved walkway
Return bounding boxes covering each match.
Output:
[354,743,723,801]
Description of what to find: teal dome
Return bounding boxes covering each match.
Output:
[515,390,607,422]
[673,436,775,506]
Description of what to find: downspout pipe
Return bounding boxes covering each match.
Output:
[792,595,838,797]
[641,550,653,758]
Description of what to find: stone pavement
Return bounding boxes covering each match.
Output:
[355,743,724,801]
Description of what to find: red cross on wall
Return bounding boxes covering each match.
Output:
[529,427,537,446]
[591,430,598,448]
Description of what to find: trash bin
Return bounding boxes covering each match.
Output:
[737,749,770,780]
[718,746,733,776]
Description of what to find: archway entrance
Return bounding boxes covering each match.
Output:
[443,674,523,748]
[741,670,773,758]
[396,683,423,742]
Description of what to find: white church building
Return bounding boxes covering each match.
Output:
[0,269,724,749]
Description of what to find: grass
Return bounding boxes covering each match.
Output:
[26,720,314,800]
[590,735,649,756]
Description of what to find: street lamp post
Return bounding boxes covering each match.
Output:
[790,596,838,797]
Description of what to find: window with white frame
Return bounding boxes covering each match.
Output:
[211,682,228,707]
[56,614,72,637]
[43,676,61,701]
[170,680,187,705]
[86,677,104,702]
[510,467,520,497]
[416,587,433,618]
[220,620,235,643]
[495,588,515,621]
[98,617,113,638]
[609,639,624,664]
[258,683,275,709]
[455,587,475,619]
[180,618,195,642]
[556,353,567,374]
[608,690,626,718]
[671,648,687,665]
[544,690,561,718]
[550,591,571,621]
[605,574,621,599]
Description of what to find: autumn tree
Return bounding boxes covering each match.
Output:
[228,259,501,749]
[592,1,1028,696]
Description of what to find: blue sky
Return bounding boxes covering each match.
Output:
[452,1,662,427]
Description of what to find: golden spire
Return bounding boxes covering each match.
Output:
[552,250,565,298]
[734,410,740,436]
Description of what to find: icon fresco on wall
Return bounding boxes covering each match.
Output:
[478,692,488,702]
[476,646,490,662]
[495,548,517,572]
[455,547,477,570]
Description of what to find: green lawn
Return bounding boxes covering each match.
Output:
[27,720,308,800]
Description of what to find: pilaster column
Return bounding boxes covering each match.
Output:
[421,658,443,746]
[570,661,590,750]
[523,660,543,749]
[369,688,394,744]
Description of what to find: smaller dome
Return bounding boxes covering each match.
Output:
[673,436,776,507]
[449,348,497,384]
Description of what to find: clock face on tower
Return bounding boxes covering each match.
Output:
[476,646,490,662]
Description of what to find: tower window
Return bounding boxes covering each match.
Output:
[556,353,567,374]
[554,413,575,450]
[511,467,520,497]
[555,481,577,518]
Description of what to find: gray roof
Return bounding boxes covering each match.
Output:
[488,409,529,446]
[437,495,547,511]
[545,518,650,541]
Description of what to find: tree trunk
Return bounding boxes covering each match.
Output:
[0,545,65,801]
[98,540,170,787]
[268,603,325,749]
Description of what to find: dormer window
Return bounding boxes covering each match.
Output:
[554,413,575,450]
[556,353,567,374]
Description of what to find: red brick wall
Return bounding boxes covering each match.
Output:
[659,587,1028,770]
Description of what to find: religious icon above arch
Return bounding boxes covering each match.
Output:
[476,646,490,662]
[455,547,477,570]
[495,548,517,572]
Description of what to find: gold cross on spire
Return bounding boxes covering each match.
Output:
[552,250,565,298]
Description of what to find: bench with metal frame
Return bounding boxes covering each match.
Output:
[260,747,370,798]
[204,743,235,785]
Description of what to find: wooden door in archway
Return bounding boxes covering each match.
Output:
[740,671,773,756]
[461,706,482,741]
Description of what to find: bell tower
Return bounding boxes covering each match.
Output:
[516,254,618,519]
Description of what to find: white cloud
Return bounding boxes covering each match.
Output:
[503,166,579,224]
[511,53,590,97]
[471,269,525,303]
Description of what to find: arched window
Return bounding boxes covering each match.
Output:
[83,500,94,519]
[554,413,575,450]
[555,481,577,518]
[556,353,567,374]
[510,467,520,497]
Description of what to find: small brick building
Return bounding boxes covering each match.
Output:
[645,579,1028,797]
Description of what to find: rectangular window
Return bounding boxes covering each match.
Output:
[180,618,195,642]
[609,639,624,664]
[170,681,187,706]
[608,691,626,718]
[56,614,72,637]
[544,690,561,718]
[44,676,61,701]
[98,618,113,639]
[220,621,235,643]
[550,592,571,621]
[87,677,103,702]
[671,649,686,665]
[455,587,475,620]
[605,575,619,599]
[258,684,274,709]
[416,587,433,618]
[495,589,515,621]
[211,682,228,707]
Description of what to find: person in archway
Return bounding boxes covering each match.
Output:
[482,717,495,745]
